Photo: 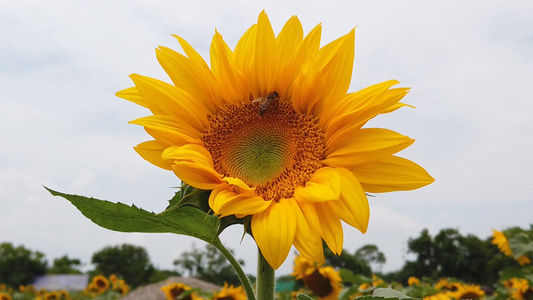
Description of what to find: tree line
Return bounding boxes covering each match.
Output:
[0,227,522,289]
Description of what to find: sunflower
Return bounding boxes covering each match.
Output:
[44,292,60,300]
[291,254,319,280]
[408,276,420,286]
[213,282,246,300]
[109,274,118,284]
[435,279,450,291]
[161,282,202,300]
[91,275,110,294]
[423,293,451,300]
[0,292,12,300]
[492,229,531,266]
[118,11,434,269]
[291,255,342,300]
[492,229,513,256]
[448,283,485,300]
[112,279,130,295]
[56,290,69,300]
[505,278,533,300]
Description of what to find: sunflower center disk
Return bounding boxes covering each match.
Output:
[204,101,326,201]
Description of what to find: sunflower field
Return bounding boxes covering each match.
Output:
[0,274,129,300]
[1,226,532,299]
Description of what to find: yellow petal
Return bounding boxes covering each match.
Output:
[328,168,369,233]
[232,24,257,73]
[162,144,223,190]
[287,24,324,114]
[313,28,355,116]
[320,80,405,133]
[380,102,415,114]
[133,140,173,170]
[315,202,344,254]
[115,87,147,108]
[275,16,304,58]
[293,203,325,264]
[223,176,254,190]
[129,74,209,132]
[251,199,297,269]
[294,167,341,203]
[291,60,323,115]
[210,31,248,104]
[209,183,271,217]
[252,10,277,96]
[275,15,304,100]
[352,156,435,193]
[325,87,410,143]
[174,34,220,104]
[324,128,414,168]
[157,42,219,113]
[129,115,203,146]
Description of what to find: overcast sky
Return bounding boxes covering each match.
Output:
[1,0,532,278]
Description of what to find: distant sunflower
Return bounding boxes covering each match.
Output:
[292,254,318,280]
[161,282,201,300]
[44,292,60,300]
[492,229,513,256]
[435,279,450,291]
[492,229,531,266]
[0,292,12,300]
[111,278,130,296]
[408,276,420,286]
[423,293,451,300]
[119,11,434,269]
[213,282,246,300]
[291,255,342,300]
[109,274,118,284]
[56,290,69,300]
[506,278,533,300]
[449,283,484,300]
[91,275,109,294]
[518,255,531,265]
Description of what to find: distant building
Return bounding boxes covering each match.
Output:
[33,274,89,291]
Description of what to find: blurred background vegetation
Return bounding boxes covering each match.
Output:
[0,227,524,290]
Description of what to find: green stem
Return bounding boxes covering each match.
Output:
[213,240,256,300]
[256,249,275,300]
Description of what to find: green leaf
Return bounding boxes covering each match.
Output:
[296,293,314,300]
[166,184,212,213]
[339,268,372,284]
[373,287,418,299]
[499,266,526,280]
[165,184,247,239]
[46,187,221,244]
[340,286,363,300]
[508,234,533,258]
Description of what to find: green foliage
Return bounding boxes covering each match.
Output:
[0,242,48,287]
[505,225,533,259]
[295,293,314,300]
[372,287,419,299]
[173,243,244,286]
[45,187,221,244]
[91,244,154,288]
[149,269,181,284]
[355,244,387,273]
[386,228,518,285]
[324,246,372,276]
[46,185,256,300]
[48,255,82,274]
